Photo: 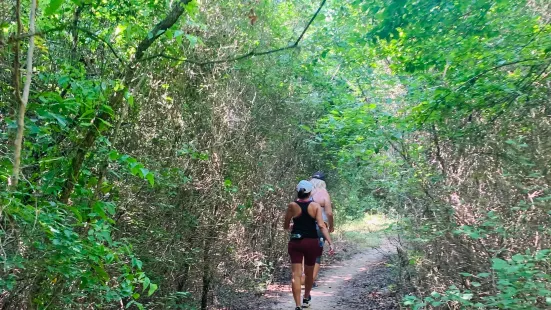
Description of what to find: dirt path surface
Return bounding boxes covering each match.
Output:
[263,243,397,310]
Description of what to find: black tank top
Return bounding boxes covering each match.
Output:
[291,200,318,238]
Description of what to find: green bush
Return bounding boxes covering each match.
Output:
[404,250,551,309]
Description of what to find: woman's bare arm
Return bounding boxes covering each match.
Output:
[283,202,296,230]
[314,204,332,244]
[315,204,335,254]
[324,196,334,233]
[314,189,334,232]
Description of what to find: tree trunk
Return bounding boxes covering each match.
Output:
[200,230,216,310]
[10,0,37,189]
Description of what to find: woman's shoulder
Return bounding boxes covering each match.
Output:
[312,188,329,197]
[308,201,322,209]
[287,201,298,208]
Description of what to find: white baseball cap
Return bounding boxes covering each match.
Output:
[296,180,313,193]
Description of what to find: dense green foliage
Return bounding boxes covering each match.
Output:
[307,0,551,309]
[2,0,551,309]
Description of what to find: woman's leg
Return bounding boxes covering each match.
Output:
[291,263,303,307]
[303,238,322,303]
[300,257,306,285]
[303,264,315,298]
[313,262,321,282]
[288,240,304,308]
[312,225,325,284]
[313,240,324,282]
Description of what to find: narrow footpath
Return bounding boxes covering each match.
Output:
[263,243,398,310]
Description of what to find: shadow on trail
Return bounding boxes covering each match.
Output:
[264,243,398,310]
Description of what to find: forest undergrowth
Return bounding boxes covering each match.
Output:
[2,0,551,309]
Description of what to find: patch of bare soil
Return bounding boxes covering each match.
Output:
[265,242,397,310]
[216,240,399,310]
[333,259,399,309]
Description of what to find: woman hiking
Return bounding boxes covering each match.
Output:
[284,180,334,310]
[299,171,334,287]
[311,172,334,282]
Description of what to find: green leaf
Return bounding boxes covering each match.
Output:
[146,173,155,186]
[126,301,144,310]
[300,124,312,132]
[68,206,83,222]
[492,258,509,271]
[98,230,112,244]
[109,150,120,161]
[139,168,149,178]
[92,202,108,220]
[133,257,143,270]
[184,0,199,16]
[147,283,158,296]
[511,253,525,262]
[185,34,199,48]
[48,112,67,127]
[45,0,66,15]
[130,164,141,176]
[104,202,116,215]
[98,118,113,127]
[198,153,209,161]
[92,264,109,281]
[142,277,150,292]
[101,104,114,116]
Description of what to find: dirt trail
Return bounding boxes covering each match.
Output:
[263,243,396,310]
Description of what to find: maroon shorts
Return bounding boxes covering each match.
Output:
[288,238,323,266]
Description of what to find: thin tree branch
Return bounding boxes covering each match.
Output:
[11,26,67,41]
[460,58,542,86]
[10,0,37,189]
[419,58,546,126]
[12,0,22,102]
[9,0,22,189]
[3,24,125,64]
[142,45,297,64]
[197,45,297,65]
[293,0,326,46]
[142,0,327,66]
[135,0,193,60]
[0,25,68,49]
[76,27,126,65]
[72,6,84,58]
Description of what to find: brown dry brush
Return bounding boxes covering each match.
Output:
[108,58,318,308]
